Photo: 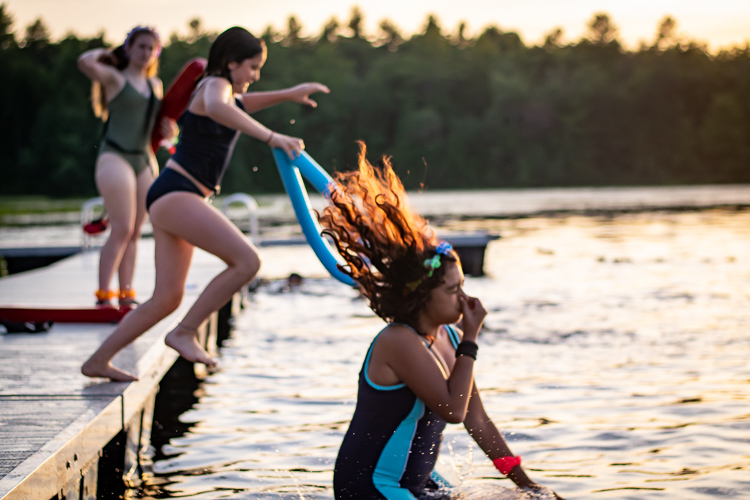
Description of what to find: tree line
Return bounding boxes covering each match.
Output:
[1,4,749,197]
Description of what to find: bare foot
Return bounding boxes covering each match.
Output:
[81,359,138,381]
[165,324,217,367]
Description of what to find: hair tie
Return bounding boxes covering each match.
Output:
[493,456,522,476]
[435,241,452,255]
[402,241,454,294]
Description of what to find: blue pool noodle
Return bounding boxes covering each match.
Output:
[272,148,355,287]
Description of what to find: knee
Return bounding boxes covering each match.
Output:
[233,248,261,282]
[108,221,134,243]
[151,289,183,315]
[129,226,143,242]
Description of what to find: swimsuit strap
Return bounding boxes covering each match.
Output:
[184,77,210,113]
[393,323,458,377]
[184,77,241,116]
[142,79,156,137]
[444,324,461,348]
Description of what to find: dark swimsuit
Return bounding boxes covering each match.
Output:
[333,324,460,500]
[146,92,245,211]
[99,80,160,175]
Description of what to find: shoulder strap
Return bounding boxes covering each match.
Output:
[141,79,156,137]
[186,78,210,109]
[444,325,461,348]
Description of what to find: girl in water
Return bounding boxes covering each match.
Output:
[78,26,172,308]
[319,143,563,499]
[82,26,329,381]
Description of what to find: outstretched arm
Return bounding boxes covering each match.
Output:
[239,83,330,113]
[464,385,564,498]
[201,77,304,159]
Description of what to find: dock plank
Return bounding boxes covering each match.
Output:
[0,238,230,499]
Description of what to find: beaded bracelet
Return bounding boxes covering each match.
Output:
[455,340,478,360]
[493,455,522,475]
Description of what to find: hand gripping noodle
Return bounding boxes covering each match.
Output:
[271,148,356,286]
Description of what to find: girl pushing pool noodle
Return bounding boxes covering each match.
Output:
[81,26,329,381]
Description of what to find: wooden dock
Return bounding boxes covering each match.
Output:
[0,239,241,500]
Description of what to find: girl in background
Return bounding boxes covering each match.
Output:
[319,143,563,499]
[82,26,329,381]
[78,26,173,308]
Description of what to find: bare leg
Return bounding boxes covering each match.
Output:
[118,167,155,298]
[82,189,260,380]
[81,219,195,381]
[95,154,137,299]
[149,193,261,366]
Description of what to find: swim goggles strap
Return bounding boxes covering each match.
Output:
[493,456,522,475]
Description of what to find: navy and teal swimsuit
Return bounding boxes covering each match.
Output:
[334,324,460,500]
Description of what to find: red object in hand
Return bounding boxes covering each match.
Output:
[150,57,207,153]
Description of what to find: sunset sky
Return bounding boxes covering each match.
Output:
[6,0,750,52]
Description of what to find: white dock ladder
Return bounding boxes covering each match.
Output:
[221,193,260,244]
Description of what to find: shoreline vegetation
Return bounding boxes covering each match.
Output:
[2,5,749,199]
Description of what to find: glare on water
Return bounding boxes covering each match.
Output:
[141,207,750,499]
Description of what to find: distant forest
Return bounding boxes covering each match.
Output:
[2,4,749,197]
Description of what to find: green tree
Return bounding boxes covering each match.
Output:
[586,13,619,46]
[0,3,14,49]
[2,4,750,197]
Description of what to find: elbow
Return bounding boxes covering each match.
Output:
[441,409,468,425]
[77,55,94,75]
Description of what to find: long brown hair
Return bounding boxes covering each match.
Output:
[319,142,458,328]
[205,27,266,84]
[91,27,160,121]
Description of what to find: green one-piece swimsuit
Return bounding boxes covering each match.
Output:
[98,80,160,174]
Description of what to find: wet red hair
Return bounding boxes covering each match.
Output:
[319,142,458,328]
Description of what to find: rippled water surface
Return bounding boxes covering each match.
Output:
[134,207,750,499]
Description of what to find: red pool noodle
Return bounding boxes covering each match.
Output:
[151,58,207,153]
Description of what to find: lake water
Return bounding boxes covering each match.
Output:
[3,187,749,499]
[139,193,749,499]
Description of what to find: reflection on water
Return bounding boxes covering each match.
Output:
[138,208,750,499]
